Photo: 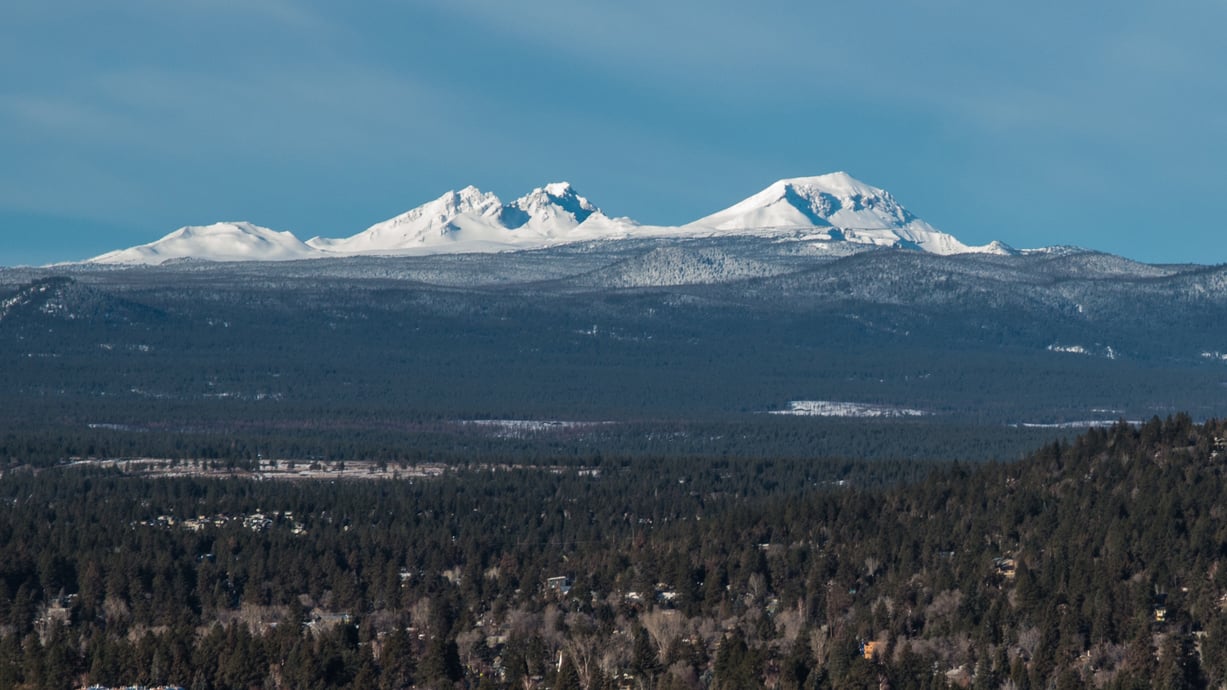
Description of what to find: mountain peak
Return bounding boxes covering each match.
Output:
[691,173,987,254]
[434,186,502,216]
[773,171,872,193]
[543,181,576,197]
[307,185,506,253]
[501,182,600,231]
[766,172,895,211]
[174,221,264,238]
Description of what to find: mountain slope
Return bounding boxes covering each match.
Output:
[572,245,792,288]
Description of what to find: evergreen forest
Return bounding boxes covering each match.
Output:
[0,416,1225,688]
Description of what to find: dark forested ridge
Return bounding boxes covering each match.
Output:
[1,416,1226,688]
[3,242,1227,436]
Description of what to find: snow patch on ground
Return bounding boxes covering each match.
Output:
[1048,344,1117,359]
[768,400,928,418]
[1013,420,1141,429]
[462,420,611,438]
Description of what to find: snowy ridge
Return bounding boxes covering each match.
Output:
[86,173,1014,265]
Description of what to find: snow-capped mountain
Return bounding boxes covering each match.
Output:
[83,173,1014,264]
[307,186,506,254]
[500,182,599,232]
[310,182,633,255]
[88,222,319,265]
[690,172,1011,255]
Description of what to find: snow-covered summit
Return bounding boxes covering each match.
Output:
[693,173,906,230]
[308,186,505,253]
[88,222,319,265]
[500,182,600,232]
[691,172,1011,255]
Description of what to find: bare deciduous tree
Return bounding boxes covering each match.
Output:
[641,608,687,663]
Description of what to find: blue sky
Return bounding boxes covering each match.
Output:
[3,1,1226,266]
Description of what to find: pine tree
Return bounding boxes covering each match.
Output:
[379,628,416,690]
[631,622,662,681]
[419,635,463,687]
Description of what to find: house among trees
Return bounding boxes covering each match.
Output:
[303,609,353,634]
[546,575,571,595]
[993,556,1017,579]
[36,592,76,643]
[1154,592,1169,623]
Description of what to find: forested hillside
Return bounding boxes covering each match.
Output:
[4,242,1227,436]
[1,416,1225,688]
